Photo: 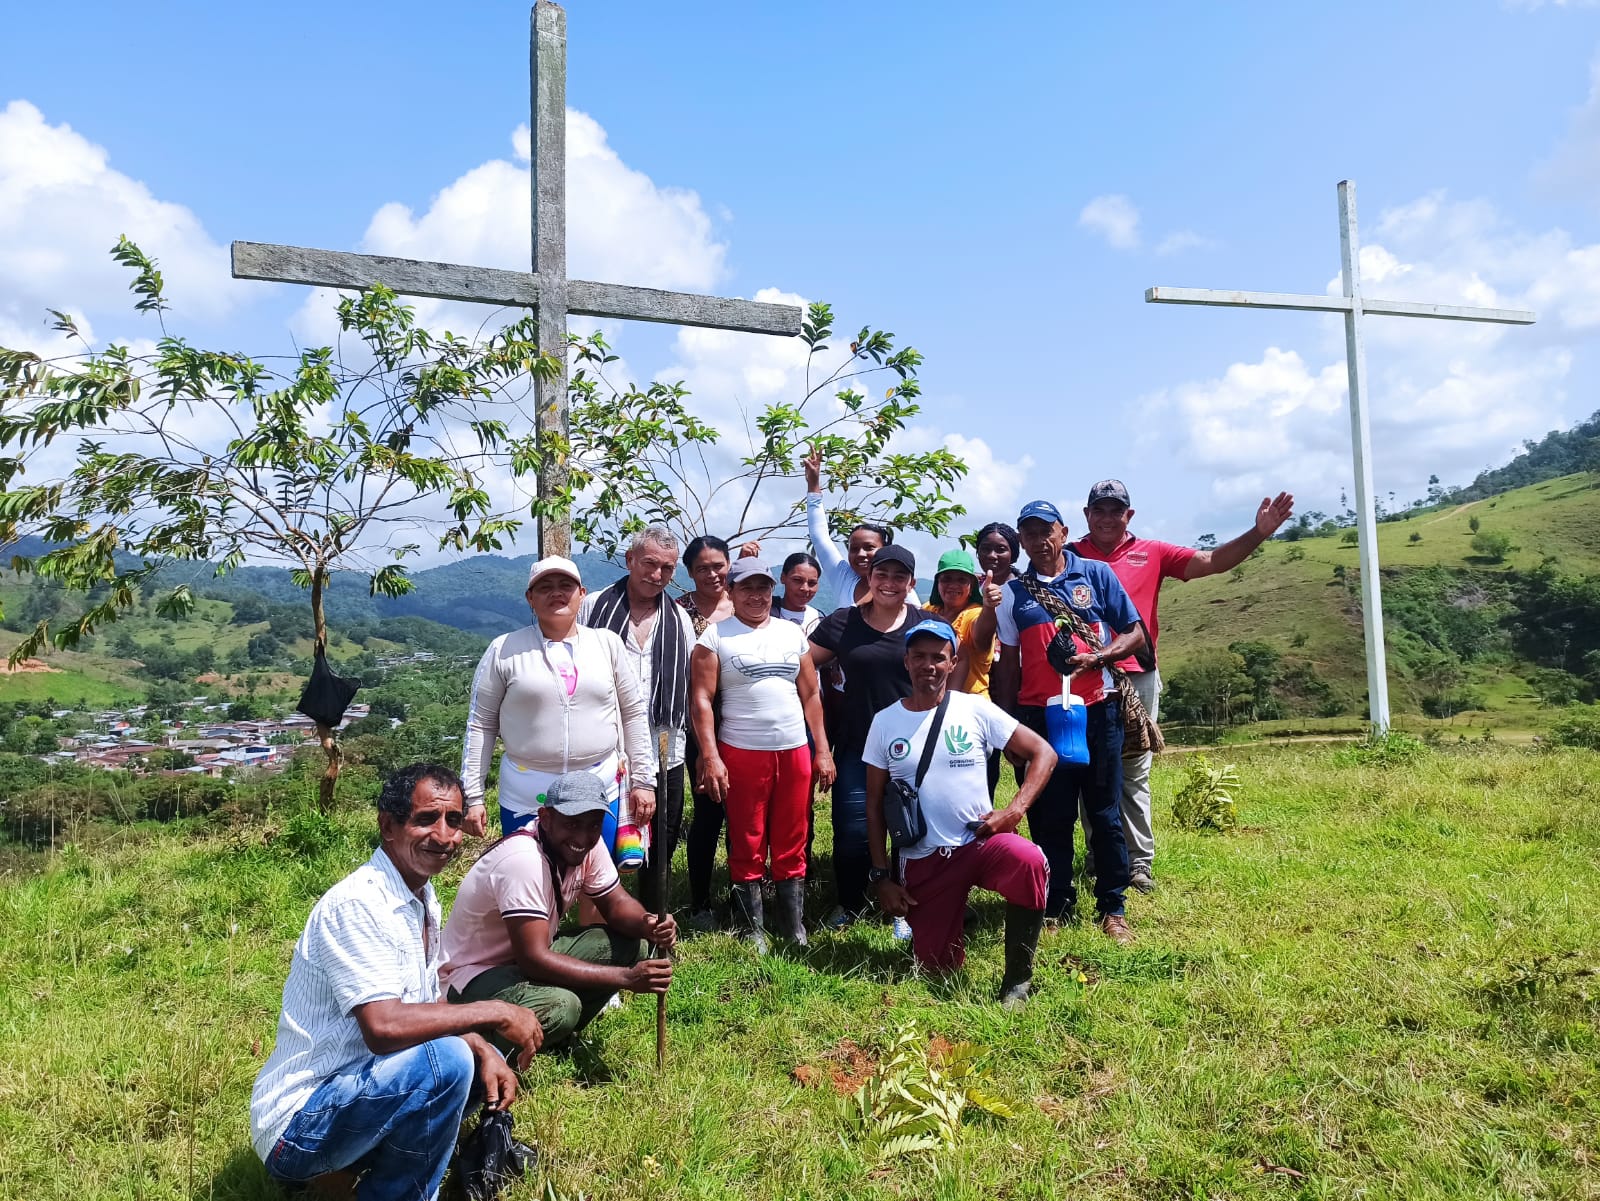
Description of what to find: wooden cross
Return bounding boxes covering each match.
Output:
[230,1,803,557]
[1146,180,1537,732]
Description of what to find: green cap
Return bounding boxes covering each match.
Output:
[934,548,978,578]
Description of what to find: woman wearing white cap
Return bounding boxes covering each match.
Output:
[460,557,658,864]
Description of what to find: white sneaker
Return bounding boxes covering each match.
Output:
[600,992,623,1015]
[891,915,913,941]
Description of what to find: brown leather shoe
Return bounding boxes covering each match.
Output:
[1100,914,1133,945]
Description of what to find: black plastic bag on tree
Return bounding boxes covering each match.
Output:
[457,1106,538,1201]
[296,648,359,729]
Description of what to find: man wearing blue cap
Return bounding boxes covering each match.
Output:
[863,617,1057,1005]
[986,500,1148,943]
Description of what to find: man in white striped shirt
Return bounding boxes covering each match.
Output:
[250,764,543,1201]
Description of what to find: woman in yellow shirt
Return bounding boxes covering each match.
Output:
[923,548,990,697]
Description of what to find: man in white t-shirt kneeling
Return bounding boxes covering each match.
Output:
[864,618,1058,1006]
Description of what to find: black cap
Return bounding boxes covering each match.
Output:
[1086,479,1131,508]
[870,544,916,573]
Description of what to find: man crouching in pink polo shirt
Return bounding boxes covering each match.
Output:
[439,772,676,1050]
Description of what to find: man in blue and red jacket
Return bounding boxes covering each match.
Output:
[986,500,1147,943]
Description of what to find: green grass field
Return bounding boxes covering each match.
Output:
[2,743,1596,1200]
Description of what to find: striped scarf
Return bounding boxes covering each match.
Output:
[586,577,690,730]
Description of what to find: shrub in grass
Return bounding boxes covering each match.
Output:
[1171,755,1239,832]
[1549,704,1600,750]
[846,1021,1015,1161]
[1332,729,1429,767]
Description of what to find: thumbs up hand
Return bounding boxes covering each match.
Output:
[979,570,1004,610]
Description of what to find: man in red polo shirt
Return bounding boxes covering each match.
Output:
[1071,479,1294,893]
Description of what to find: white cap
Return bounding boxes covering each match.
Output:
[527,555,582,587]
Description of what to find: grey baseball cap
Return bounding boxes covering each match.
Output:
[542,771,611,816]
[1086,479,1131,507]
[726,558,775,585]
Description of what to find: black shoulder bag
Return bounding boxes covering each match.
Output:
[883,692,950,850]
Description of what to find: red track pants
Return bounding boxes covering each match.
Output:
[901,834,1048,971]
[718,742,812,883]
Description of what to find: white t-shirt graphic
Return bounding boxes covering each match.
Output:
[697,616,810,751]
[863,691,1018,861]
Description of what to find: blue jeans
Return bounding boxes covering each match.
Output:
[265,1037,475,1201]
[831,750,871,913]
[1018,698,1129,918]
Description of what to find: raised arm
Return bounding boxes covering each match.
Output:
[1184,492,1295,579]
[803,446,848,575]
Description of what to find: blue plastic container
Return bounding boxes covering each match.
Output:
[1045,683,1090,766]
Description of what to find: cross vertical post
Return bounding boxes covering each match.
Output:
[1336,181,1390,729]
[1145,180,1537,734]
[231,2,803,565]
[532,1,570,557]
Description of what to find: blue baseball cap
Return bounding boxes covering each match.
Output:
[1017,500,1064,526]
[904,617,958,647]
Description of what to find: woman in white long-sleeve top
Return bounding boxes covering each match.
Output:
[460,556,658,863]
[802,445,919,611]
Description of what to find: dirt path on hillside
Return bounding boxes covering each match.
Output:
[1423,500,1480,527]
[1162,728,1536,753]
[0,658,58,674]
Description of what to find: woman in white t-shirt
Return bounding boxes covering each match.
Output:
[771,551,824,636]
[690,559,834,950]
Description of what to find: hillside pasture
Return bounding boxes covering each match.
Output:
[1,743,1595,1200]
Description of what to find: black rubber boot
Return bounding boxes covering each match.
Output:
[730,881,768,955]
[998,903,1044,1008]
[774,878,808,946]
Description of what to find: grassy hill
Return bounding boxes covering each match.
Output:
[1148,472,1600,730]
[3,743,1597,1199]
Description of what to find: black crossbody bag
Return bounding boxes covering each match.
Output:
[884,692,950,850]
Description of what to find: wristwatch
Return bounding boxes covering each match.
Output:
[867,866,891,884]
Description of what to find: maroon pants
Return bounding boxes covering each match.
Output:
[719,742,812,883]
[901,834,1048,971]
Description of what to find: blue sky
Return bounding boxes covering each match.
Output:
[4,0,1600,568]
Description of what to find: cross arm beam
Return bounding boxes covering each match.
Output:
[232,241,804,336]
[1145,285,1535,326]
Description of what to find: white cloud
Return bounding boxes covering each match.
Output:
[1538,51,1600,205]
[1140,192,1594,525]
[1079,194,1141,249]
[1154,230,1215,256]
[0,100,240,352]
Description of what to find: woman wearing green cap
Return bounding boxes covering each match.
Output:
[924,549,988,698]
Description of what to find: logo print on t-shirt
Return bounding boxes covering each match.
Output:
[1071,583,1093,610]
[887,737,911,761]
[730,650,801,680]
[942,725,974,755]
[1126,550,1149,567]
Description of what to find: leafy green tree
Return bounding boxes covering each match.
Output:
[1163,648,1255,728]
[1470,530,1514,562]
[1468,514,1481,534]
[0,242,570,810]
[562,303,968,555]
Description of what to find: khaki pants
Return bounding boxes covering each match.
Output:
[448,926,644,1050]
[1080,669,1159,877]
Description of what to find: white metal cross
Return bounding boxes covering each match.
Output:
[231,2,803,557]
[1146,180,1537,732]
